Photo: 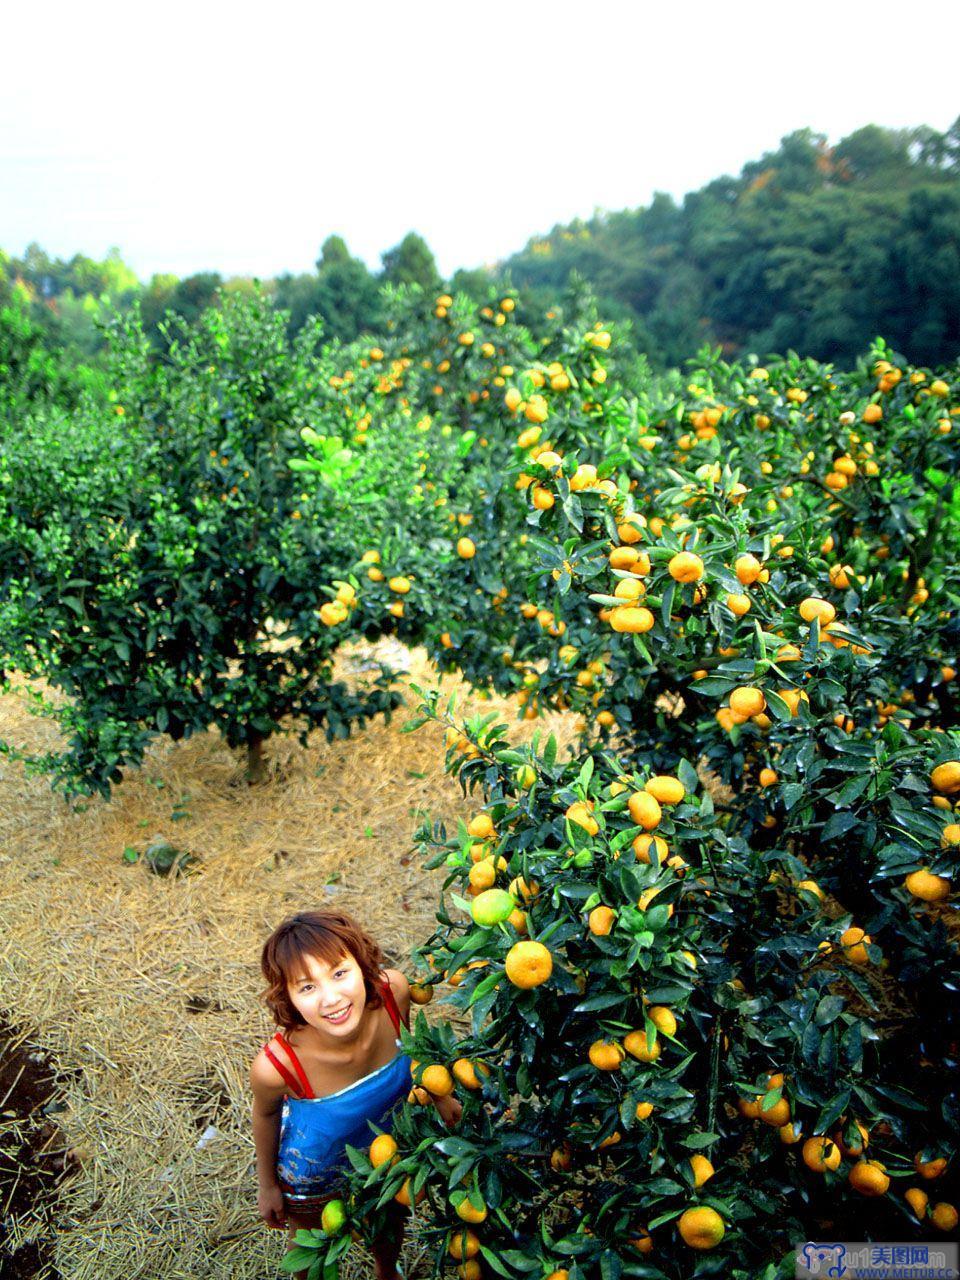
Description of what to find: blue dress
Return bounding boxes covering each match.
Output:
[265,981,411,1205]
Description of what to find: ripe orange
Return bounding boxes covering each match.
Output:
[452,1059,490,1090]
[628,790,662,830]
[930,761,960,794]
[647,1006,677,1037]
[645,775,685,805]
[840,926,872,965]
[798,597,836,625]
[409,982,433,1005]
[457,1262,482,1280]
[588,905,616,936]
[677,1206,725,1249]
[835,1119,869,1156]
[904,868,950,902]
[689,1154,714,1186]
[369,1133,399,1168]
[624,1029,661,1062]
[803,1136,841,1172]
[567,801,599,835]
[633,833,668,864]
[456,537,476,559]
[455,1194,488,1224]
[848,1159,890,1197]
[394,1177,424,1207]
[759,767,778,787]
[931,1202,958,1232]
[467,813,495,840]
[550,1142,573,1171]
[609,605,654,633]
[730,686,766,718]
[915,1153,948,1180]
[589,1039,626,1071]
[447,1229,481,1261]
[668,551,704,583]
[635,1100,654,1120]
[759,1097,791,1126]
[904,1187,929,1220]
[420,1065,454,1097]
[735,553,762,585]
[505,940,552,988]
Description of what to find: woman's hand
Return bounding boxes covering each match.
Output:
[435,1094,464,1129]
[258,1181,287,1229]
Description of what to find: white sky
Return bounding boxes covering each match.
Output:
[3,0,958,283]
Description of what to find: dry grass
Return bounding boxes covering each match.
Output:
[0,643,577,1280]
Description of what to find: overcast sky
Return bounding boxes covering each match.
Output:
[3,0,958,283]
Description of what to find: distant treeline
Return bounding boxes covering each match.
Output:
[3,122,959,368]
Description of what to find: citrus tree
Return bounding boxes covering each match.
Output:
[282,312,959,1277]
[0,291,404,795]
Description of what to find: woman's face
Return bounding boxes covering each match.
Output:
[287,951,368,1040]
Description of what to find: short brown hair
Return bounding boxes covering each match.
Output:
[260,910,386,1031]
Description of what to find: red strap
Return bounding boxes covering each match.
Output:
[380,978,408,1036]
[265,1035,315,1100]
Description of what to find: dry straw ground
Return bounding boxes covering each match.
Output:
[0,643,576,1280]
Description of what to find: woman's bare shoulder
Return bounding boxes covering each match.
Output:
[250,1039,288,1098]
[382,968,411,1016]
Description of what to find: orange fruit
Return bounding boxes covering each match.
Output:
[567,801,599,835]
[803,1136,841,1172]
[848,1159,890,1197]
[779,1121,803,1145]
[904,868,950,902]
[931,1202,958,1232]
[455,1194,488,1224]
[457,537,476,559]
[931,761,960,794]
[409,982,433,1005]
[467,813,495,840]
[589,1039,626,1071]
[798,597,836,625]
[904,1187,929,1220]
[447,1229,481,1261]
[759,767,778,787]
[915,1154,948,1180]
[677,1206,725,1249]
[759,1097,791,1127]
[624,1029,661,1062]
[588,905,616,936]
[840,926,872,965]
[730,686,766,718]
[644,775,685,805]
[609,605,654,633]
[648,1006,677,1037]
[633,833,668,864]
[628,791,662,830]
[668,551,704,583]
[504,941,552,988]
[550,1142,573,1171]
[835,1119,869,1157]
[420,1064,454,1097]
[635,1100,654,1120]
[369,1133,399,1168]
[689,1154,714,1187]
[452,1059,490,1090]
[735,553,762,585]
[457,1262,482,1280]
[394,1177,424,1207]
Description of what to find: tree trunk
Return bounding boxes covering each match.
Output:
[246,733,267,785]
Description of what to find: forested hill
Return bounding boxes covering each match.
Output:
[3,123,959,370]
[501,125,960,368]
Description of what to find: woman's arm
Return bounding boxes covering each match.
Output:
[250,1050,288,1227]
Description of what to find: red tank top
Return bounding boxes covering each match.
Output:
[263,977,406,1101]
